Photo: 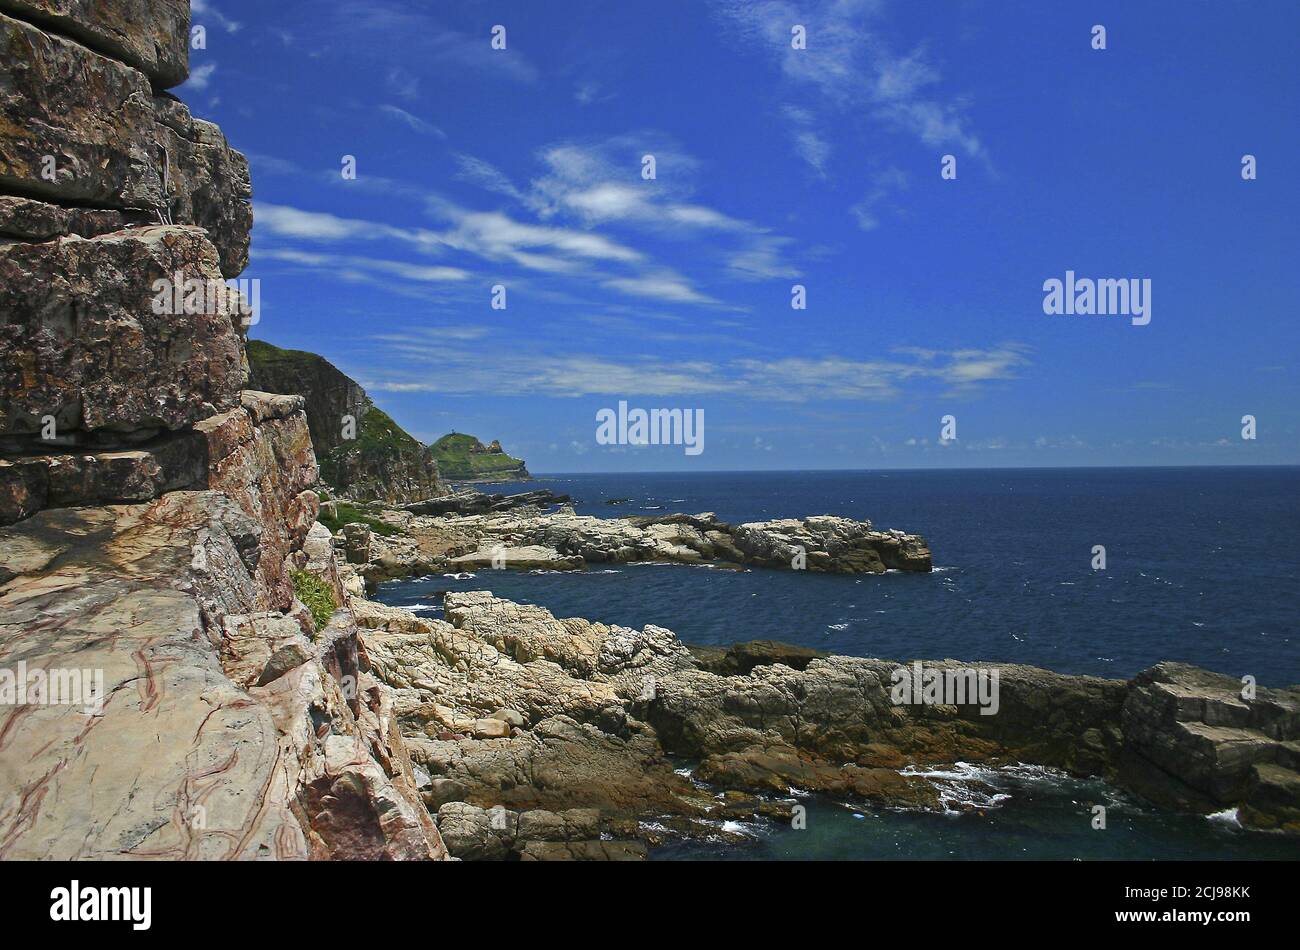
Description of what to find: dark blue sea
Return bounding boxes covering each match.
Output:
[376,467,1300,860]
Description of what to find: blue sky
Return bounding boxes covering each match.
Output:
[185,0,1299,472]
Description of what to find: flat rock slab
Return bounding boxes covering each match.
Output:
[0,12,160,207]
[0,492,309,859]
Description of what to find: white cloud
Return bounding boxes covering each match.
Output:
[851,167,909,232]
[454,155,526,201]
[183,62,218,91]
[602,273,721,306]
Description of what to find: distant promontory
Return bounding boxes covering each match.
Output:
[430,432,529,482]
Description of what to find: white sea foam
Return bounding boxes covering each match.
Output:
[1206,807,1242,828]
[899,762,1064,815]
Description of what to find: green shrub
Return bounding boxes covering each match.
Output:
[317,502,400,537]
[291,570,337,633]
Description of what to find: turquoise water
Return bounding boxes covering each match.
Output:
[377,468,1300,859]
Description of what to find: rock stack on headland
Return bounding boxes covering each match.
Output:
[0,3,1295,862]
[0,1,444,859]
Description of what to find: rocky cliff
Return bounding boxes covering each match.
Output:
[246,340,445,504]
[0,2,446,859]
[430,432,529,482]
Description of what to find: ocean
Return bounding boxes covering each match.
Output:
[375,467,1300,859]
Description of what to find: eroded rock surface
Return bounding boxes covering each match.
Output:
[0,0,445,861]
[0,12,251,274]
[0,493,445,859]
[346,589,1300,854]
[0,226,247,445]
[1119,663,1300,832]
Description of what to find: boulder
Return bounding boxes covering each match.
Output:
[1118,662,1300,827]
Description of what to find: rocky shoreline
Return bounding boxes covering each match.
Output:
[348,575,1300,858]
[306,489,1299,856]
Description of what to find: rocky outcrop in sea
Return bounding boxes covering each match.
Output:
[335,490,934,582]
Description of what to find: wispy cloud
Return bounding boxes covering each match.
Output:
[454,155,527,202]
[363,333,1030,401]
[711,0,986,177]
[259,248,468,283]
[851,166,909,231]
[379,104,445,138]
[335,3,539,84]
[252,132,799,309]
[191,0,241,34]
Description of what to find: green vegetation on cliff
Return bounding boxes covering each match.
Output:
[246,339,445,502]
[430,432,529,481]
[291,570,336,633]
[316,502,401,538]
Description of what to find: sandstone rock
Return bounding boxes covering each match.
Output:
[516,807,601,842]
[518,840,647,861]
[0,0,190,87]
[406,715,701,816]
[695,746,940,809]
[150,95,253,276]
[344,522,373,564]
[447,544,584,572]
[0,226,246,441]
[0,12,160,208]
[731,515,932,573]
[443,591,696,696]
[0,439,205,525]
[220,610,310,689]
[194,392,319,611]
[688,639,828,675]
[1241,764,1300,834]
[0,492,445,859]
[359,505,933,582]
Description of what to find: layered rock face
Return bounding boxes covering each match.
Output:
[0,493,443,859]
[0,10,251,275]
[1119,663,1300,832]
[247,340,446,504]
[0,2,445,859]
